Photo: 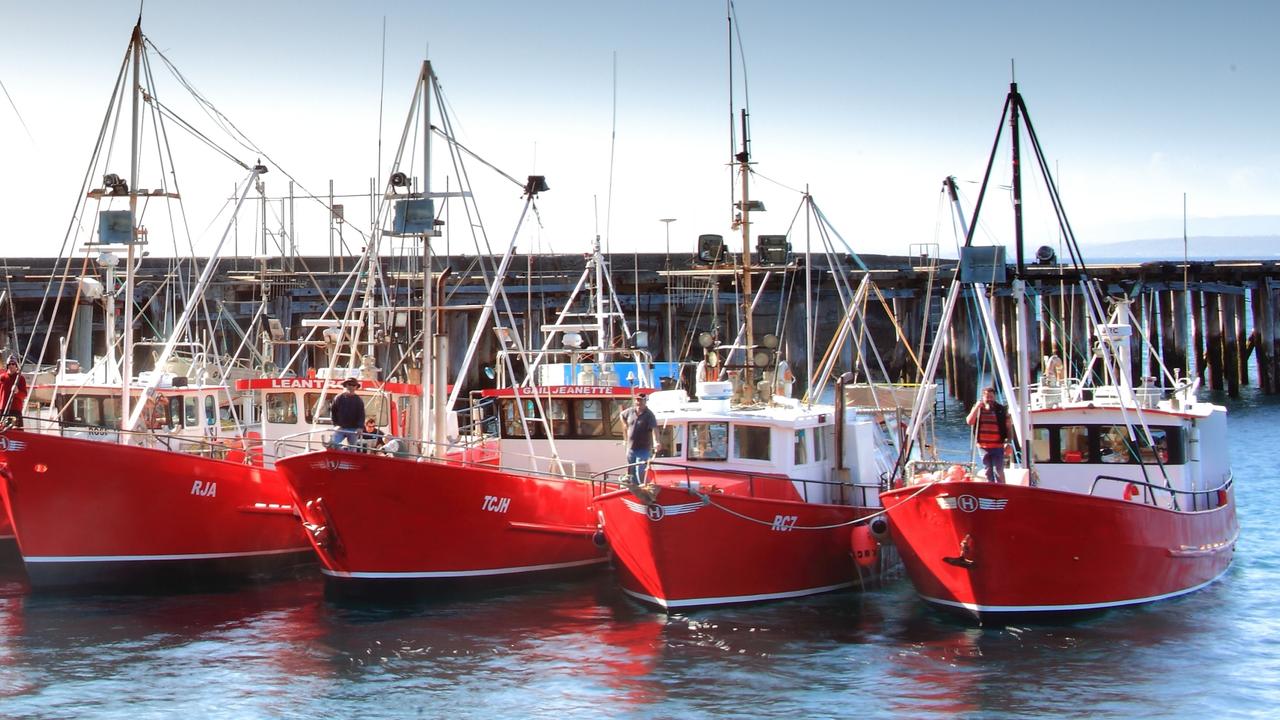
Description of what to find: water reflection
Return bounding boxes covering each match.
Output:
[0,389,1271,717]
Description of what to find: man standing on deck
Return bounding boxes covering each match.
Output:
[967,386,1010,483]
[0,356,27,428]
[620,393,657,485]
[330,378,366,450]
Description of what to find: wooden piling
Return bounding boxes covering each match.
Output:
[1251,281,1272,393]
[1236,293,1249,388]
[1163,290,1188,381]
[1191,292,1207,383]
[1221,292,1240,397]
[1205,293,1224,391]
[1145,291,1161,381]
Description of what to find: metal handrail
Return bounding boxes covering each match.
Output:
[1,414,254,461]
[270,428,585,481]
[1088,471,1233,511]
[594,459,882,505]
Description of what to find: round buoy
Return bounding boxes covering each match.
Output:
[1124,483,1140,501]
[592,530,607,548]
[852,524,879,569]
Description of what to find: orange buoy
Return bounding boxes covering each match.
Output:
[1217,488,1229,507]
[851,524,879,569]
[1124,483,1140,501]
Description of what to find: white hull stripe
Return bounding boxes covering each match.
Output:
[24,546,314,564]
[920,562,1233,614]
[622,580,855,609]
[322,556,608,579]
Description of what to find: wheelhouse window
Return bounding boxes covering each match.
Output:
[303,392,332,424]
[183,396,199,427]
[1034,424,1183,465]
[499,398,545,439]
[656,425,684,458]
[1099,425,1135,464]
[813,425,830,462]
[1032,427,1052,463]
[204,395,217,426]
[167,396,186,428]
[794,429,809,465]
[56,394,116,428]
[576,399,607,437]
[607,399,629,437]
[688,421,728,461]
[547,398,571,437]
[733,424,771,461]
[1060,425,1089,463]
[265,393,298,424]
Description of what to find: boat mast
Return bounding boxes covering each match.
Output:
[417,60,436,454]
[121,21,143,429]
[1009,82,1033,472]
[736,109,755,398]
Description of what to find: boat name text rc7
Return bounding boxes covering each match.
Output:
[482,495,511,513]
[191,480,217,498]
[771,515,798,532]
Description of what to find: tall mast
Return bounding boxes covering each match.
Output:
[121,22,143,428]
[736,112,755,396]
[1008,82,1033,472]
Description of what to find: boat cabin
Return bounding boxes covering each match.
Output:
[638,383,897,506]
[234,377,426,462]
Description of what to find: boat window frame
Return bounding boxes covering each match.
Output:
[732,423,772,462]
[688,421,729,461]
[655,424,684,459]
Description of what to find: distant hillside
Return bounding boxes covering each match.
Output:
[1079,235,1280,261]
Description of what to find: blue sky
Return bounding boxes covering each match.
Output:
[0,0,1276,260]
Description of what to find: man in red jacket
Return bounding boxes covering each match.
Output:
[0,356,28,428]
[966,386,1010,483]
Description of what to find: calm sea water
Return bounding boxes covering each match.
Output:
[0,390,1275,719]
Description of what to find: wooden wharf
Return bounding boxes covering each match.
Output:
[1,253,1275,403]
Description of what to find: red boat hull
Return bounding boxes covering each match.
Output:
[0,429,312,590]
[596,485,890,609]
[276,450,608,595]
[880,481,1238,618]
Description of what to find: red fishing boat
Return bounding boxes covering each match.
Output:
[0,426,306,589]
[595,379,904,609]
[594,10,911,607]
[0,21,325,590]
[276,61,679,596]
[880,84,1237,620]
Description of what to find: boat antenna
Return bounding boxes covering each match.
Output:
[605,51,617,257]
[376,17,387,201]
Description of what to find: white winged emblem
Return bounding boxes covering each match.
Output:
[622,497,703,521]
[0,437,26,452]
[311,459,362,471]
[936,495,1007,512]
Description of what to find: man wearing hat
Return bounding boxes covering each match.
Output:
[329,377,366,450]
[0,356,27,428]
[620,393,657,485]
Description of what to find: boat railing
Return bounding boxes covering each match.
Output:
[592,459,882,506]
[270,428,585,481]
[1088,472,1233,512]
[2,415,256,461]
